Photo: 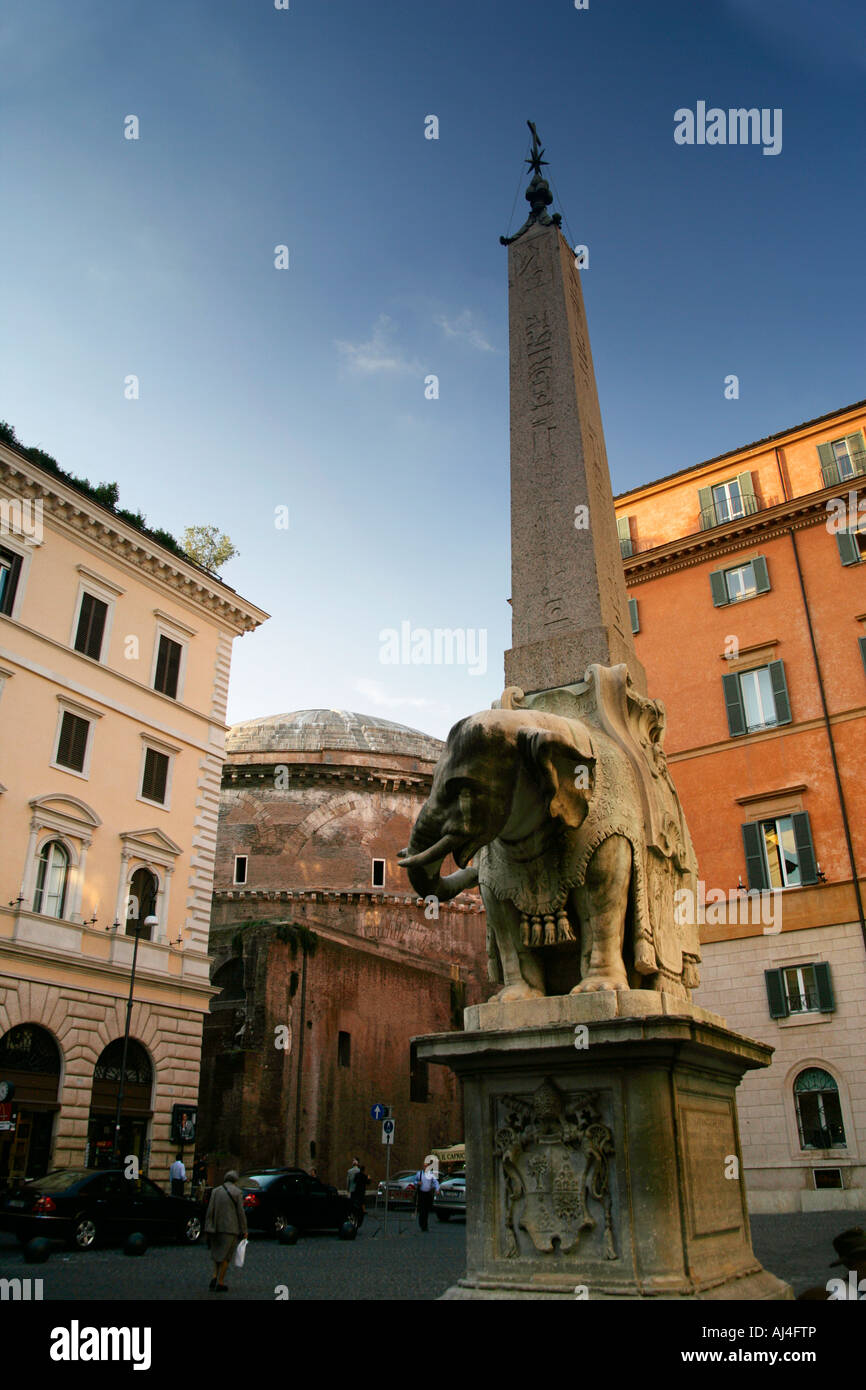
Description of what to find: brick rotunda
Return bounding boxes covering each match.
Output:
[199,709,488,1186]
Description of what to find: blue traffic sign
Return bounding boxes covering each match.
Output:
[371,1103,386,1120]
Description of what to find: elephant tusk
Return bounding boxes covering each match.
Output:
[397,834,459,870]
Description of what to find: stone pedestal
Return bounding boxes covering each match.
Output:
[417,994,792,1299]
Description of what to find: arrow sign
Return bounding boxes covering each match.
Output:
[382,1118,395,1144]
[370,1103,389,1121]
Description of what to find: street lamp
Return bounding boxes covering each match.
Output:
[112,914,158,1166]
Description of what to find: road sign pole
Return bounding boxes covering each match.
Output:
[384,1139,391,1235]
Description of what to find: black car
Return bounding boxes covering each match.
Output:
[238,1169,355,1236]
[0,1168,204,1250]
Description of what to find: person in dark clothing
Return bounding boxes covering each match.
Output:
[351,1163,368,1227]
[413,1159,440,1232]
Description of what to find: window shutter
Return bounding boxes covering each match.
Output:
[764,968,789,1019]
[737,470,757,509]
[628,597,639,634]
[617,516,633,557]
[698,486,715,529]
[155,636,182,699]
[722,672,746,736]
[836,531,860,566]
[143,748,169,804]
[768,659,791,725]
[814,962,835,1013]
[75,593,108,660]
[709,569,729,607]
[743,821,769,891]
[0,547,22,616]
[859,636,866,674]
[792,811,818,885]
[817,441,838,487]
[845,431,865,477]
[752,555,770,594]
[57,712,89,772]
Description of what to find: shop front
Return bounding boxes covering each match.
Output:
[85,1038,153,1172]
[0,1023,62,1186]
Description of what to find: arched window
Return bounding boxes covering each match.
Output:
[93,1038,152,1086]
[794,1068,847,1149]
[126,867,158,940]
[33,841,70,918]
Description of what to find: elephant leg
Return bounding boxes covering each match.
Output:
[570,836,632,993]
[482,890,544,1002]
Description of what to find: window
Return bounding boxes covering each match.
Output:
[860,636,866,674]
[126,867,158,940]
[628,597,639,634]
[153,634,182,699]
[743,812,819,891]
[794,1068,846,1150]
[371,858,385,888]
[73,592,109,661]
[698,471,758,529]
[141,747,169,805]
[233,855,248,886]
[836,527,866,566]
[723,661,790,736]
[55,710,90,773]
[409,1040,429,1103]
[617,516,634,558]
[337,1031,351,1068]
[33,841,70,917]
[818,431,866,487]
[710,556,770,606]
[764,962,834,1019]
[0,546,22,617]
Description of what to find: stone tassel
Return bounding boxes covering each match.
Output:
[530,915,543,946]
[557,910,576,943]
[543,914,556,945]
[520,913,531,946]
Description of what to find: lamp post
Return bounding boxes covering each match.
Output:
[112,914,158,1166]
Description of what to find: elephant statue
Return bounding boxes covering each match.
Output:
[398,687,701,1003]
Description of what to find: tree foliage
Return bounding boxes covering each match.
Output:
[181,524,239,573]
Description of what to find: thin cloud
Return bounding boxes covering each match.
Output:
[335,315,420,375]
[434,309,496,353]
[352,678,445,714]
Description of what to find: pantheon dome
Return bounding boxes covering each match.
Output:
[225,708,444,763]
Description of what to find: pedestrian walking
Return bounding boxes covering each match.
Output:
[170,1153,186,1197]
[413,1158,440,1232]
[346,1155,360,1198]
[204,1169,249,1293]
[351,1161,368,1227]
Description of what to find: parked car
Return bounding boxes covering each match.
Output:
[0,1168,203,1250]
[238,1168,354,1236]
[434,1172,466,1222]
[376,1171,418,1209]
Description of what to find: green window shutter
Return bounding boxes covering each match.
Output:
[628,597,639,634]
[817,441,838,487]
[698,485,715,529]
[845,431,865,477]
[723,672,746,736]
[768,659,791,725]
[814,962,835,1013]
[743,821,769,890]
[617,516,634,558]
[709,569,729,606]
[737,470,757,510]
[792,811,818,885]
[752,555,770,594]
[859,636,866,674]
[836,531,861,566]
[764,968,789,1019]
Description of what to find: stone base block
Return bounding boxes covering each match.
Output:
[465,989,727,1032]
[417,1010,791,1301]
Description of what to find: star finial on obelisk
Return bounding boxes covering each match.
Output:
[500,120,563,246]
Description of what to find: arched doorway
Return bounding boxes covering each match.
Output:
[126,868,158,940]
[86,1039,153,1170]
[0,1024,62,1184]
[794,1067,847,1149]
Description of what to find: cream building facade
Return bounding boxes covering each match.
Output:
[0,436,266,1183]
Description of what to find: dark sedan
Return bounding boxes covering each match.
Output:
[0,1168,204,1250]
[238,1169,355,1236]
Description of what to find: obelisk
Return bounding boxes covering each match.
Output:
[502,123,646,697]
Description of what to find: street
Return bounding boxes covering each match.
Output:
[0,1208,862,1301]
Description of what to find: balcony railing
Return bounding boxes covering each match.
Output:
[699,493,761,530]
[821,450,866,488]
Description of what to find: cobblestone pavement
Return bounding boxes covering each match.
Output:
[1,1207,862,1301]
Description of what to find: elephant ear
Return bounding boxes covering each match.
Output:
[516,725,596,828]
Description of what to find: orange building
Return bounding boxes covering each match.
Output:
[616,400,866,1212]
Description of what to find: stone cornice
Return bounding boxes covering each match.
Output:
[213,887,483,913]
[0,448,268,634]
[623,484,854,584]
[221,762,434,793]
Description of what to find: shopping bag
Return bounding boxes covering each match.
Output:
[233,1237,248,1269]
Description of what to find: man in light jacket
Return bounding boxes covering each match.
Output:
[204,1169,248,1292]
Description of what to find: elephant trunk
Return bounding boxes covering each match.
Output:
[399,805,478,903]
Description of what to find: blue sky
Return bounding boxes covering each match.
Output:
[2,0,864,738]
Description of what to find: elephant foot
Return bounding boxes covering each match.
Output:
[571,974,628,994]
[495,982,545,1003]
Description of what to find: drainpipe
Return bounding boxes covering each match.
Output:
[292,940,309,1168]
[787,525,866,954]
